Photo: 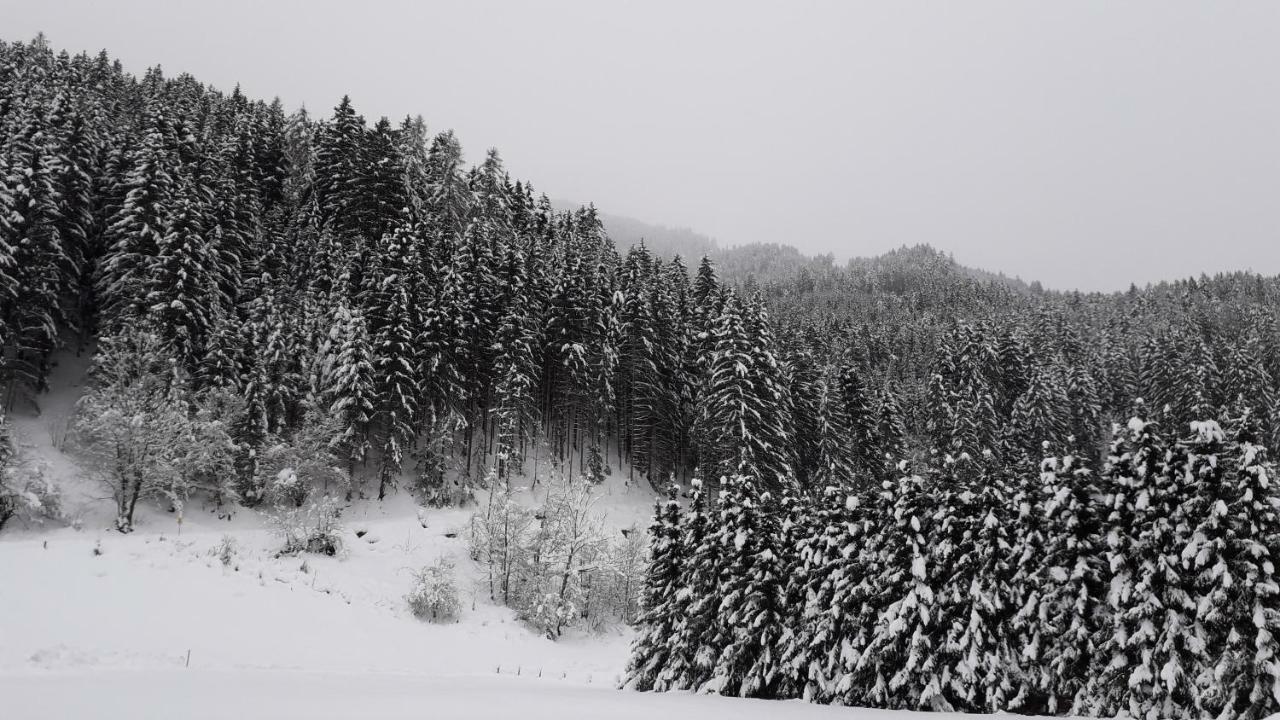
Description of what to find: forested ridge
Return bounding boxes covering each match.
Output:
[2,35,1280,719]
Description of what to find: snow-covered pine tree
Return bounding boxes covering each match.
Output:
[97,107,176,329]
[1138,335,1179,421]
[810,372,857,488]
[312,95,368,240]
[695,293,796,492]
[146,174,217,372]
[615,242,658,480]
[837,363,882,482]
[875,383,908,469]
[860,469,945,710]
[1063,362,1104,455]
[664,475,718,691]
[491,242,540,483]
[1192,408,1280,719]
[364,224,422,498]
[1089,413,1199,719]
[624,485,683,691]
[925,452,1019,712]
[1173,338,1221,426]
[1017,439,1104,714]
[1007,360,1070,460]
[705,474,786,698]
[781,485,875,705]
[323,298,376,471]
[0,103,72,397]
[424,129,471,238]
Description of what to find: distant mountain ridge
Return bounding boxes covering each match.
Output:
[565,202,1036,295]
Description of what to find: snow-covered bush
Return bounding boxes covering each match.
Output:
[406,557,461,623]
[0,467,63,530]
[526,591,577,640]
[521,474,607,636]
[72,331,239,532]
[259,408,351,508]
[0,414,19,531]
[270,494,345,556]
[468,473,641,637]
[212,535,238,567]
[0,416,63,531]
[585,528,647,627]
[468,479,536,605]
[175,389,244,509]
[411,417,471,507]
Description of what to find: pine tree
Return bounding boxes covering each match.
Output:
[861,470,946,710]
[706,474,786,698]
[1008,361,1069,459]
[364,224,422,498]
[98,108,175,329]
[837,363,881,481]
[695,293,796,491]
[1042,442,1104,714]
[666,475,719,691]
[782,486,874,704]
[1193,409,1280,719]
[146,175,217,371]
[624,485,684,691]
[926,453,1019,712]
[323,298,375,470]
[1090,413,1199,719]
[491,243,540,482]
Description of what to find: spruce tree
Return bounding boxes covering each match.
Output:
[1090,414,1199,719]
[1194,409,1280,719]
[706,474,786,698]
[624,486,684,691]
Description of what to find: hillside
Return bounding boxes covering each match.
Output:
[0,351,991,720]
[4,33,1280,720]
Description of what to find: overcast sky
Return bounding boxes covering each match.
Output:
[4,1,1278,291]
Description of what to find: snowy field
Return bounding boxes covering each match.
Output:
[2,670,997,720]
[0,355,1036,720]
[0,483,981,720]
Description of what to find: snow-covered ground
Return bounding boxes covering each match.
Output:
[3,670,992,720]
[0,353,1033,719]
[0,496,1032,720]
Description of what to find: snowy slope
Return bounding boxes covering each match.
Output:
[0,354,1053,719]
[0,491,1063,720]
[0,350,657,717]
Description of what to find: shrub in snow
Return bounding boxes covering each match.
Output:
[258,409,351,509]
[212,535,238,567]
[588,528,647,627]
[410,418,471,507]
[517,473,609,637]
[526,591,576,640]
[72,331,239,532]
[0,468,63,531]
[0,418,64,531]
[468,472,642,638]
[407,557,461,623]
[270,494,345,556]
[468,478,536,606]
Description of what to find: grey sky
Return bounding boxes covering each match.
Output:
[4,1,1278,291]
